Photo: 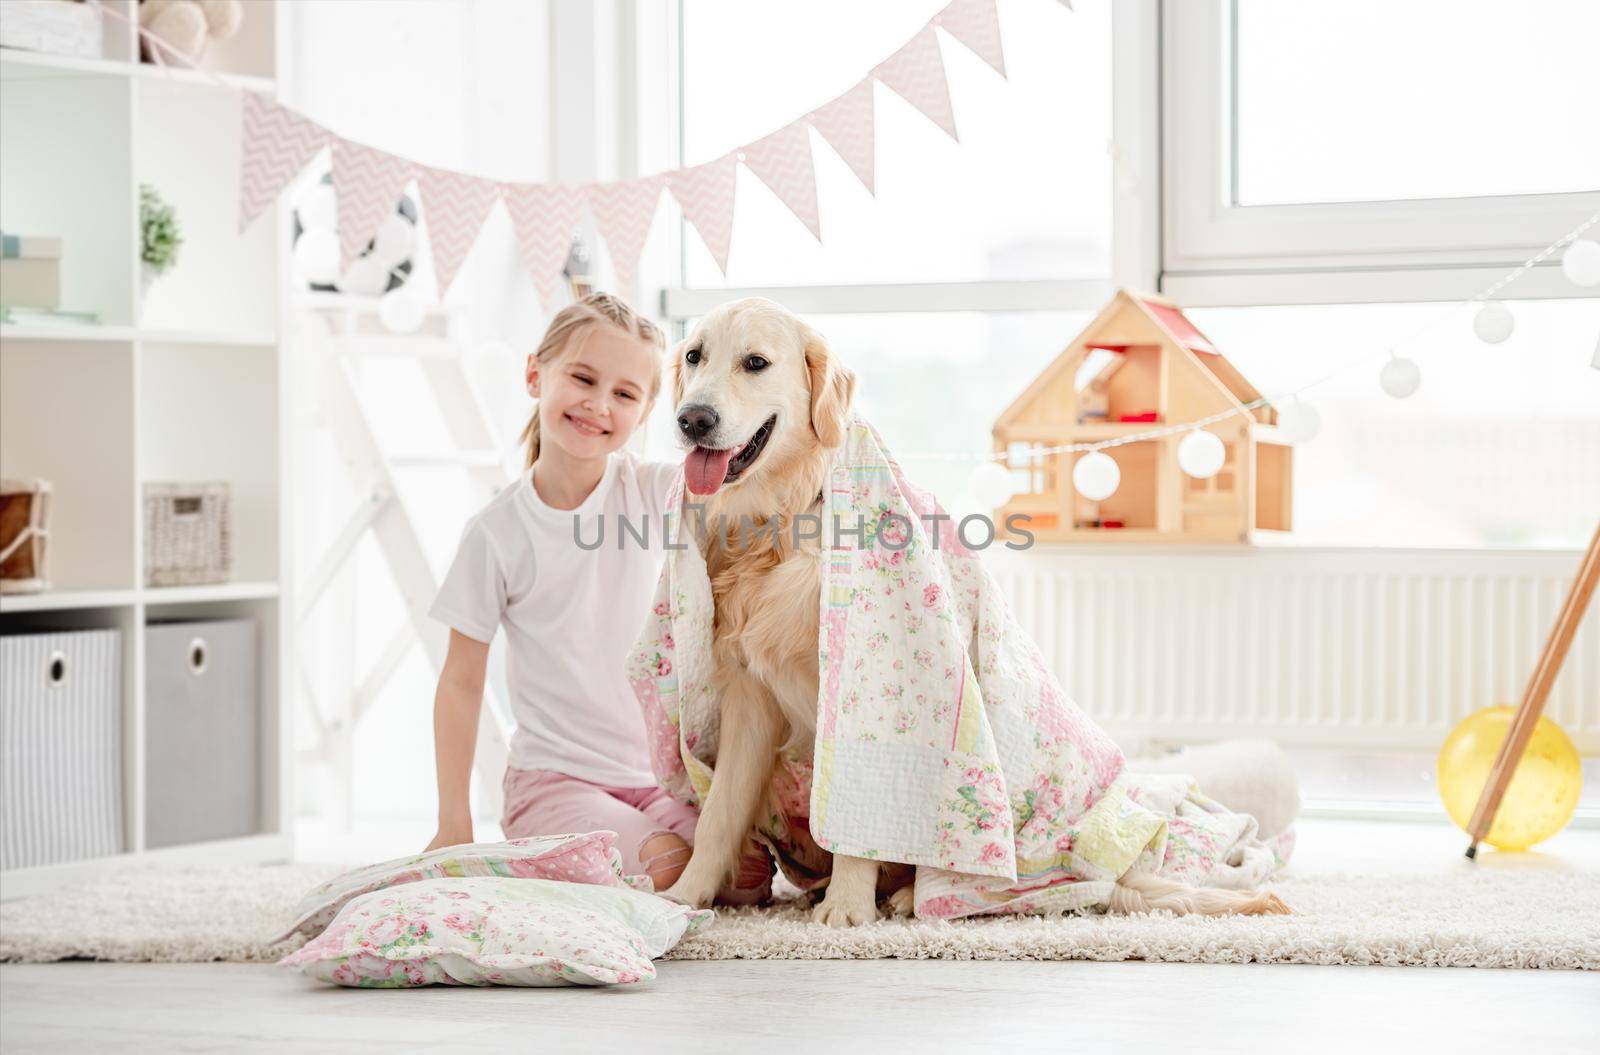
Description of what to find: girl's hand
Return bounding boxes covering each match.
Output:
[425,820,474,853]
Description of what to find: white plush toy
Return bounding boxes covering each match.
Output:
[139,0,244,63]
[1124,738,1302,839]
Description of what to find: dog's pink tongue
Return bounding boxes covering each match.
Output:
[685,446,733,495]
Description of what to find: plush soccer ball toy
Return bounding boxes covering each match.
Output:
[139,0,244,63]
[291,173,416,295]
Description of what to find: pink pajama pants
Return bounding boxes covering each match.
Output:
[500,766,772,902]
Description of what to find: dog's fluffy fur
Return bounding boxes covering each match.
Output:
[660,298,1289,925]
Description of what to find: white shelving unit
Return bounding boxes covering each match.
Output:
[0,2,293,899]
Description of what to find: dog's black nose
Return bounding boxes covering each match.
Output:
[677,404,719,443]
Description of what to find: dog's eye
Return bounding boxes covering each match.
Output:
[744,355,769,372]
[685,347,702,366]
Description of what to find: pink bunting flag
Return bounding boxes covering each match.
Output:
[585,176,665,299]
[502,182,586,308]
[332,138,417,270]
[810,79,877,196]
[668,153,739,275]
[874,24,959,142]
[937,0,1006,78]
[740,122,821,241]
[417,167,500,298]
[238,91,329,232]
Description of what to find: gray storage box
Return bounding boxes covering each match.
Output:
[144,618,259,849]
[1,628,123,870]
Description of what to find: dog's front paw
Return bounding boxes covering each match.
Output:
[659,874,719,910]
[885,883,915,918]
[812,891,879,928]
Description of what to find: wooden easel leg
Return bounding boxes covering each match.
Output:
[1464,518,1600,858]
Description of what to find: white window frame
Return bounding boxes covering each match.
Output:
[1161,0,1600,306]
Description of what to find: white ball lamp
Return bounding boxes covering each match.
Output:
[1560,238,1600,287]
[1473,302,1514,344]
[969,460,1014,509]
[1176,429,1226,479]
[1379,355,1422,399]
[1275,400,1322,444]
[1072,450,1120,501]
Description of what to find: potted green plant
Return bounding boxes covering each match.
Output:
[140,184,182,299]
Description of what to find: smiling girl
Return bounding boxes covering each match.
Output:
[423,293,769,901]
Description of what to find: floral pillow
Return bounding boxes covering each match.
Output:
[276,831,647,942]
[278,876,712,987]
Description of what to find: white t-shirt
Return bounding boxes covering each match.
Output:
[429,451,681,787]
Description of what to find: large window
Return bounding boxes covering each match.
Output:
[1163,0,1600,304]
[1233,0,1600,207]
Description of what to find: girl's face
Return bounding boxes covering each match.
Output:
[527,325,658,461]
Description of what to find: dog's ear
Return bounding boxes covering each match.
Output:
[667,337,687,410]
[804,327,856,449]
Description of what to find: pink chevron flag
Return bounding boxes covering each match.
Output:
[585,176,664,299]
[741,121,821,241]
[874,24,959,142]
[238,92,329,232]
[810,79,876,196]
[503,182,586,308]
[418,167,500,297]
[938,0,1006,78]
[332,138,417,270]
[669,153,739,275]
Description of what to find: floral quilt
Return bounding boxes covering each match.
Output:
[627,417,1290,918]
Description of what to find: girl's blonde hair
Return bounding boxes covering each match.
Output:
[520,292,667,469]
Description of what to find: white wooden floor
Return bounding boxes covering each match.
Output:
[4,957,1598,1054]
[3,819,1598,1054]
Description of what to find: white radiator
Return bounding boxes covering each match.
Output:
[986,546,1600,752]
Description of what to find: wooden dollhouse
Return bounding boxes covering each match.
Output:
[993,289,1292,544]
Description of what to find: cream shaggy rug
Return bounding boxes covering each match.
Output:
[2,865,1595,970]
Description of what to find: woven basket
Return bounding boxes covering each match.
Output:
[0,477,51,594]
[144,482,232,587]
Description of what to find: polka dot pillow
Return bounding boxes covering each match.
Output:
[278,876,711,987]
[276,831,647,942]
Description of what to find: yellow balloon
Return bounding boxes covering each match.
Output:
[1437,705,1582,851]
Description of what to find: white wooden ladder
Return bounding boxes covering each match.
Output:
[294,300,515,829]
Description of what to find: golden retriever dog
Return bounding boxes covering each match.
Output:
[659,297,1288,926]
